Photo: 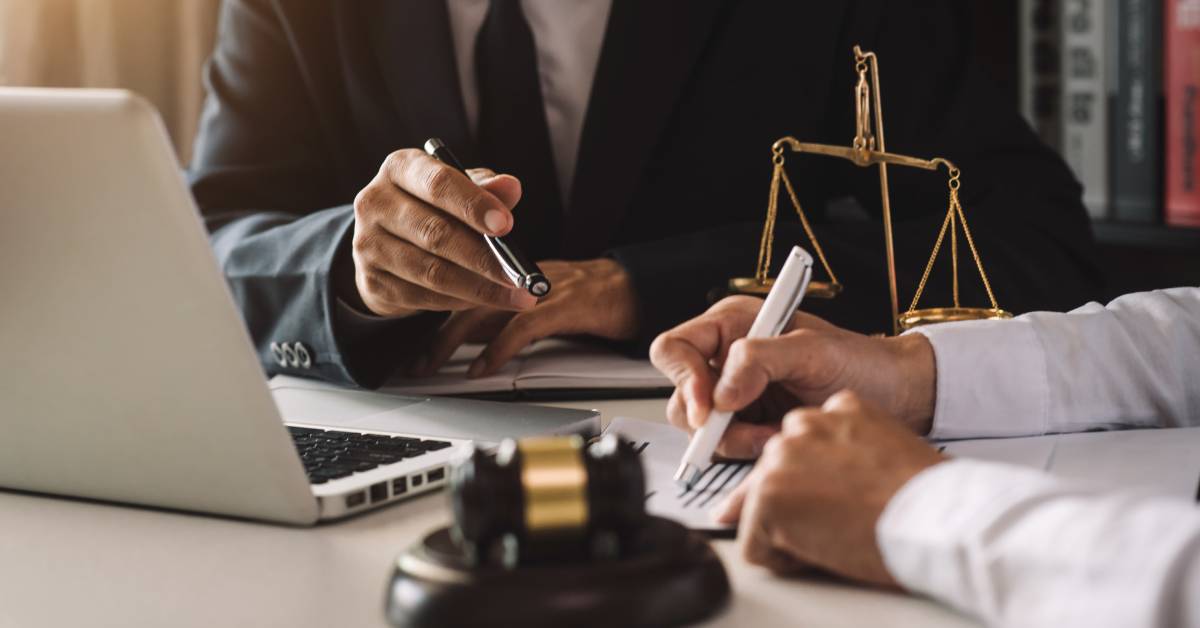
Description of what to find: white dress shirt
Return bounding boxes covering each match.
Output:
[446,0,612,202]
[877,288,1200,627]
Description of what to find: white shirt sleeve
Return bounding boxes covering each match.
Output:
[909,288,1200,439]
[877,458,1200,628]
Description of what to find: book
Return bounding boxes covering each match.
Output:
[376,339,673,399]
[1020,0,1063,149]
[1165,0,1200,227]
[1111,0,1163,223]
[1061,0,1110,219]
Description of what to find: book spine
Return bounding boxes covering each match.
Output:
[1112,0,1163,223]
[1165,0,1200,227]
[1062,0,1110,219]
[1020,0,1063,149]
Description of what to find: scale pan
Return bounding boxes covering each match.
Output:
[727,278,843,299]
[897,307,1011,331]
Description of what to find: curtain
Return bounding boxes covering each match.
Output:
[0,0,222,163]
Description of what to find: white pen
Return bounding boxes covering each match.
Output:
[673,246,814,489]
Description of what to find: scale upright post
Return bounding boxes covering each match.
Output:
[854,47,901,337]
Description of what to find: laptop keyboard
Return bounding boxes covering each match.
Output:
[287,426,453,484]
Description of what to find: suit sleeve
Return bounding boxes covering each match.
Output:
[189,0,434,389]
[610,1,1103,348]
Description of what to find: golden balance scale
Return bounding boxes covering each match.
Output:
[729,46,1011,335]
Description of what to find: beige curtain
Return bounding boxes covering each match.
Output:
[0,0,222,163]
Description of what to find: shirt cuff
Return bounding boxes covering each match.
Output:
[908,318,1050,439]
[875,458,1062,613]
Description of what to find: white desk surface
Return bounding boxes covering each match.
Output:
[0,397,975,628]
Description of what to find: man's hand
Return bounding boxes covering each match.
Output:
[649,296,937,458]
[716,391,945,586]
[350,149,540,317]
[413,258,639,377]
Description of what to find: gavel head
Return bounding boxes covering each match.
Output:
[450,434,645,567]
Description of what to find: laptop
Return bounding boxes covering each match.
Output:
[0,88,599,525]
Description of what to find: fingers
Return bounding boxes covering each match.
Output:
[714,469,753,523]
[366,194,519,288]
[381,149,515,236]
[714,423,779,460]
[712,330,831,411]
[356,233,537,312]
[471,305,575,377]
[737,479,778,570]
[472,170,522,211]
[650,296,763,429]
[780,406,837,437]
[420,308,513,376]
[666,389,692,433]
[355,266,474,315]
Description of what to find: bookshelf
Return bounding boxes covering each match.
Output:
[970,2,1200,301]
[1093,222,1200,250]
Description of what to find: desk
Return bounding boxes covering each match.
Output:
[0,397,976,628]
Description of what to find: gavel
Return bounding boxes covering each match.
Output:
[450,434,646,567]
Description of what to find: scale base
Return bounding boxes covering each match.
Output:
[386,516,730,628]
[728,277,843,299]
[898,307,1012,331]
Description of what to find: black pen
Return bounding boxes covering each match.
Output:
[424,138,551,298]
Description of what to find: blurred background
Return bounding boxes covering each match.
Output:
[0,0,220,162]
[0,1,1195,297]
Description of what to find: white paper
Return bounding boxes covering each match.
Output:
[611,417,1200,534]
[606,417,746,532]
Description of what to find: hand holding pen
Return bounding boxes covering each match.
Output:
[347,144,540,319]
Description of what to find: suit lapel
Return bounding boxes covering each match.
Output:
[566,0,727,257]
[362,0,478,164]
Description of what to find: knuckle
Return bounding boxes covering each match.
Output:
[384,148,416,172]
[459,189,491,220]
[353,185,383,219]
[715,295,760,313]
[648,334,673,365]
[422,258,450,288]
[360,270,386,296]
[423,163,457,200]
[726,338,754,366]
[829,389,863,408]
[781,409,810,433]
[414,214,453,251]
[381,150,414,182]
[472,246,499,274]
[782,408,830,435]
[760,434,785,463]
[352,225,382,255]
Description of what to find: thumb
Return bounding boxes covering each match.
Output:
[471,170,522,211]
[712,331,826,411]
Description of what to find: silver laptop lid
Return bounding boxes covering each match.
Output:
[0,88,318,524]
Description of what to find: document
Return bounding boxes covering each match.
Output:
[606,417,745,534]
[609,418,1200,535]
[378,339,672,399]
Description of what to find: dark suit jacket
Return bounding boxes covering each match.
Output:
[190,0,1103,388]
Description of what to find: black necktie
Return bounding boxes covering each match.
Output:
[475,0,564,258]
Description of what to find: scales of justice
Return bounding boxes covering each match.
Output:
[729,46,1012,335]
